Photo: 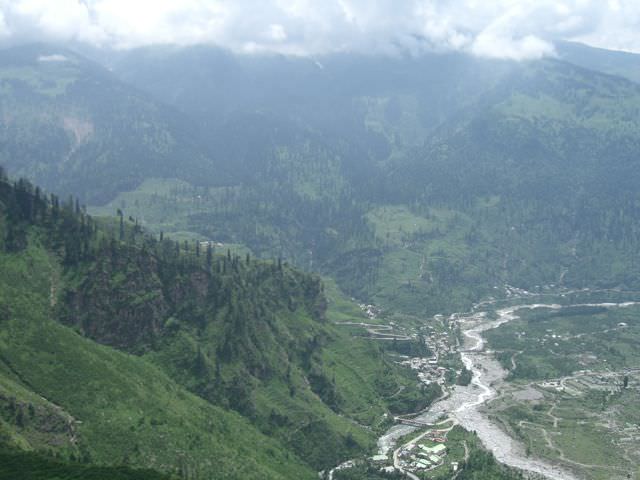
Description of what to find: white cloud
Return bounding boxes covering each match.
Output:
[472,33,555,61]
[0,0,639,59]
[0,0,106,44]
[267,24,287,42]
[573,0,640,54]
[37,53,69,62]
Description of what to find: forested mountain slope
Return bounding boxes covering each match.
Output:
[381,59,640,297]
[557,40,640,84]
[0,171,430,477]
[4,43,640,314]
[0,450,172,480]
[0,172,314,479]
[0,44,230,204]
[87,45,640,315]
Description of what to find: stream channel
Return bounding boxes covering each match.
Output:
[375,297,640,480]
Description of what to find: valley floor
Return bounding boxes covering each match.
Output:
[329,290,640,480]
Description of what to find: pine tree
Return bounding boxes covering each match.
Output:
[117,209,124,241]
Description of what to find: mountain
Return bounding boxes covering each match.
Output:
[4,40,639,479]
[385,57,640,286]
[87,43,640,314]
[0,171,433,477]
[0,173,314,479]
[0,44,231,205]
[557,40,640,84]
[107,45,515,180]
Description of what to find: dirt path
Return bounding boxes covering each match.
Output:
[510,350,522,372]
[388,385,405,398]
[517,421,560,454]
[546,405,559,429]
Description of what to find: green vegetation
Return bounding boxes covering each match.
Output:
[0,171,434,478]
[485,303,640,479]
[5,41,640,479]
[0,45,229,205]
[449,427,525,480]
[6,44,640,318]
[0,243,314,479]
[487,305,640,380]
[0,450,172,480]
[333,426,525,480]
[333,464,404,479]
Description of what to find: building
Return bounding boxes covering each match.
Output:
[420,443,446,456]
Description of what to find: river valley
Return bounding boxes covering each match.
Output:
[373,295,640,480]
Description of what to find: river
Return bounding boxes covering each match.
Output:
[377,299,640,480]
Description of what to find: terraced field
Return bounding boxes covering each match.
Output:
[485,302,640,480]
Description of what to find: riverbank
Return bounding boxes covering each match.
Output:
[332,294,640,480]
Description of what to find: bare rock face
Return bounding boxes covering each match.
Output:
[61,245,168,352]
[60,241,329,384]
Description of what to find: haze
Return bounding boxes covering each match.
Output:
[1,0,640,59]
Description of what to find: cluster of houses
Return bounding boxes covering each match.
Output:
[427,323,458,353]
[399,356,448,386]
[396,324,459,387]
[540,370,637,396]
[199,240,225,249]
[398,439,449,472]
[358,303,382,319]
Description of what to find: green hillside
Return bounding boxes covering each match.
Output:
[0,217,314,478]
[0,450,172,480]
[85,50,640,317]
[375,59,640,308]
[3,40,640,478]
[0,171,431,478]
[0,44,230,204]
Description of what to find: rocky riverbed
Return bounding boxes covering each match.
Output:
[379,304,581,479]
[352,295,640,480]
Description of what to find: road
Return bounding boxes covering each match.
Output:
[378,304,580,480]
[332,295,640,480]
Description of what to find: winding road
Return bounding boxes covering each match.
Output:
[334,321,413,340]
[379,299,640,480]
[327,295,640,480]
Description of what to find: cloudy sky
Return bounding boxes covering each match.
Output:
[0,0,638,60]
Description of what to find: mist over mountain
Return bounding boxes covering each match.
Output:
[0,43,233,204]
[83,42,640,310]
[2,15,640,480]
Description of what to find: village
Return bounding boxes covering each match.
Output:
[393,428,458,473]
[539,368,639,396]
[354,302,464,396]
[338,299,640,480]
[349,305,470,478]
[398,318,462,385]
